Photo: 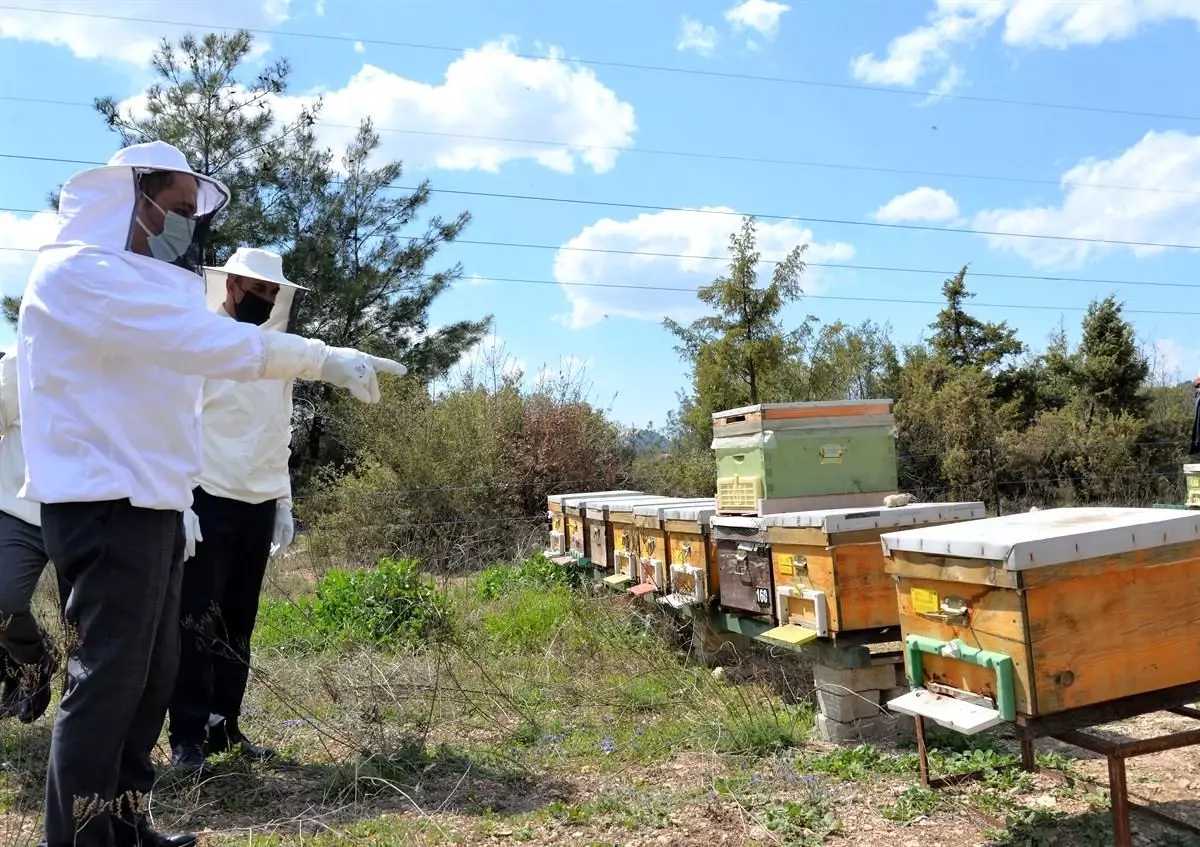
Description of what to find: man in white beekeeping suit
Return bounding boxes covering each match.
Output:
[17,140,407,847]
[0,347,70,726]
[166,247,305,774]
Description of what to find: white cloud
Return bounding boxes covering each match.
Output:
[0,1,291,65]
[851,0,1200,90]
[677,16,719,55]
[315,0,326,15]
[0,211,58,300]
[873,187,960,223]
[353,40,365,55]
[724,0,792,38]
[1151,338,1195,385]
[533,355,595,388]
[972,130,1200,268]
[272,38,636,175]
[553,208,855,330]
[457,332,525,378]
[466,273,492,287]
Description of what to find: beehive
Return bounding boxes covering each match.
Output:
[595,497,694,580]
[658,503,720,609]
[760,501,986,646]
[712,400,899,515]
[631,498,716,592]
[547,491,641,555]
[1185,464,1200,508]
[564,493,646,561]
[881,507,1200,733]
[577,495,689,572]
[710,515,772,618]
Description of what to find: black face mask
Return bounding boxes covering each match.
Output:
[233,289,274,326]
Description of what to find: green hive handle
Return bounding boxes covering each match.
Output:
[905,635,1016,722]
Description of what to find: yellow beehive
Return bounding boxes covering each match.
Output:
[658,503,721,609]
[547,491,640,555]
[590,497,692,578]
[881,507,1200,733]
[760,502,985,646]
[631,498,717,591]
[564,493,646,561]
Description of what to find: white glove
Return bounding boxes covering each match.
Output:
[319,348,408,404]
[270,502,295,558]
[182,507,203,562]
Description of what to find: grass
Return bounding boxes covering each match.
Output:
[0,553,1192,846]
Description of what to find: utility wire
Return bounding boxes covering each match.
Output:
[0,4,1193,123]
[2,96,1198,198]
[1,151,1198,252]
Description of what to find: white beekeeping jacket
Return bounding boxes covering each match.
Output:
[195,276,296,510]
[15,142,329,512]
[0,349,39,527]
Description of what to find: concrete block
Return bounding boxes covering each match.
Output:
[815,687,882,722]
[813,662,898,694]
[882,686,911,707]
[816,712,916,744]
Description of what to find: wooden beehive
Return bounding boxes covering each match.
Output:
[760,501,986,646]
[547,491,641,555]
[659,503,721,609]
[710,516,773,618]
[1185,464,1200,508]
[595,497,694,581]
[564,493,647,561]
[632,498,717,592]
[577,495,688,572]
[711,400,898,516]
[881,507,1200,732]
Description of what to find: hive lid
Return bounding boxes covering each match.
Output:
[580,494,688,515]
[880,506,1200,571]
[1185,464,1200,474]
[661,503,720,523]
[710,515,767,531]
[603,496,695,517]
[763,501,986,534]
[564,492,653,514]
[712,399,894,421]
[632,498,716,519]
[549,490,641,507]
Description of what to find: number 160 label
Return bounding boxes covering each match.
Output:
[755,588,770,606]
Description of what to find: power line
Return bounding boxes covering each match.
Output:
[2,96,1199,199]
[2,151,1199,252]
[0,200,1196,292]
[0,4,1192,123]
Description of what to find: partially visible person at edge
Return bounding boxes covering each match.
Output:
[16,140,408,847]
[167,247,303,775]
[0,347,70,725]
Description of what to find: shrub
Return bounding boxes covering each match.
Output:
[475,553,576,600]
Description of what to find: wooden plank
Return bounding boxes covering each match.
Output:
[1017,538,1200,589]
[885,551,1020,589]
[761,402,893,421]
[632,514,661,531]
[832,541,901,632]
[895,576,1036,716]
[1026,554,1200,714]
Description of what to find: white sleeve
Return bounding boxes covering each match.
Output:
[0,356,17,432]
[42,252,328,383]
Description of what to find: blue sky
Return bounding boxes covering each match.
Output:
[2,0,1200,429]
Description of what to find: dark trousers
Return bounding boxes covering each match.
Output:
[40,500,184,847]
[168,487,274,747]
[0,509,69,672]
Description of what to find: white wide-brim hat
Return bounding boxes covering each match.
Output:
[203,246,308,290]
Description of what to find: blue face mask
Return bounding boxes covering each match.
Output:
[137,194,200,271]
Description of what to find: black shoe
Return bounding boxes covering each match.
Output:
[0,662,21,719]
[17,650,58,724]
[169,742,210,777]
[113,816,197,847]
[207,716,276,762]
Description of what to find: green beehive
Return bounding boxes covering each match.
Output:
[1185,464,1200,508]
[711,400,899,515]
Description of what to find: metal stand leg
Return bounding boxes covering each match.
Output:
[915,715,930,787]
[1020,738,1036,772]
[1108,754,1131,847]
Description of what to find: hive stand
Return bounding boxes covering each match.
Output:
[910,681,1200,847]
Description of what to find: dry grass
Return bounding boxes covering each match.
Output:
[0,550,1195,847]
